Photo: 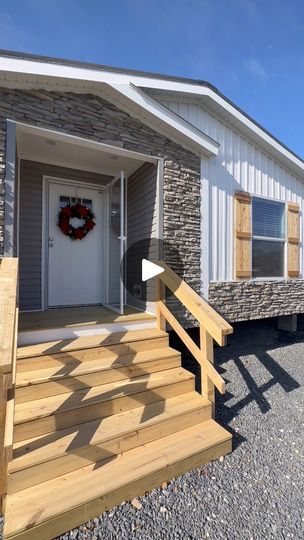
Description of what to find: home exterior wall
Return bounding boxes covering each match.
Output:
[158,96,304,280]
[0,88,200,325]
[19,159,111,311]
[127,162,158,312]
[208,280,304,322]
[158,95,304,321]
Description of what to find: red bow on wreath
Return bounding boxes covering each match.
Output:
[58,203,96,240]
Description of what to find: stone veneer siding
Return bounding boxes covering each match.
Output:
[209,280,304,322]
[0,88,200,325]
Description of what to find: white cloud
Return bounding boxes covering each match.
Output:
[245,58,267,82]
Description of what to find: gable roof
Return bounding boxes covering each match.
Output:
[0,49,303,176]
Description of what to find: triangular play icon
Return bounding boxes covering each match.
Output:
[142,259,164,281]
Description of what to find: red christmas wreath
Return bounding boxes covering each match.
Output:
[58,203,96,240]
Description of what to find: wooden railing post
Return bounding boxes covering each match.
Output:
[0,258,19,515]
[0,371,7,511]
[200,326,215,417]
[155,277,166,331]
[153,261,232,410]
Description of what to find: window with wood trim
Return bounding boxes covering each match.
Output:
[252,197,285,278]
[234,192,300,279]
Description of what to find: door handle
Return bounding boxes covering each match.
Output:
[48,237,54,247]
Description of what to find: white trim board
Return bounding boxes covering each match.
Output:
[1,71,218,157]
[1,54,303,175]
[104,83,218,157]
[18,319,157,346]
[14,120,159,163]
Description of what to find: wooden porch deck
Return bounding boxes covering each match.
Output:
[19,306,155,333]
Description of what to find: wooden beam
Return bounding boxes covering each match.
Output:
[156,261,233,346]
[200,326,215,416]
[0,258,18,515]
[0,258,19,374]
[155,277,166,331]
[159,301,225,394]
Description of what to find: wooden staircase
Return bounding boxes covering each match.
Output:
[0,259,233,540]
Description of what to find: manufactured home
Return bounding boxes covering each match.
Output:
[0,50,303,539]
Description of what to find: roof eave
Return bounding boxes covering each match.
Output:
[0,51,302,174]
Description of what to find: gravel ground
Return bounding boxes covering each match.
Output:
[3,318,304,540]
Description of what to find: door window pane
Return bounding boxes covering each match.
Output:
[82,198,93,210]
[59,195,93,209]
[59,196,70,208]
[253,198,285,239]
[252,240,285,278]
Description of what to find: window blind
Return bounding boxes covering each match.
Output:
[252,198,285,239]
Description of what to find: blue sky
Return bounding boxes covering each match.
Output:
[1,0,303,156]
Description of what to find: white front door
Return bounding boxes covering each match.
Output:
[47,181,103,307]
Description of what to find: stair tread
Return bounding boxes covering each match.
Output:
[14,367,194,425]
[16,347,180,386]
[5,419,232,538]
[17,328,168,359]
[10,392,209,473]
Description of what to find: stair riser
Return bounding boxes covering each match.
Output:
[8,404,211,493]
[14,379,195,442]
[17,337,169,370]
[5,438,231,540]
[15,355,181,404]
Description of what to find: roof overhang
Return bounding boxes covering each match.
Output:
[0,51,302,176]
[145,88,304,179]
[0,55,219,158]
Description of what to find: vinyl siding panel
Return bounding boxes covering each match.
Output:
[19,160,111,311]
[127,162,158,311]
[159,98,304,282]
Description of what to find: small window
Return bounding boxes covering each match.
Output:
[59,195,92,209]
[252,198,285,278]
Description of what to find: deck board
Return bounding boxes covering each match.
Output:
[19,306,155,332]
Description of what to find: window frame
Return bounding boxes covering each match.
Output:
[251,195,287,280]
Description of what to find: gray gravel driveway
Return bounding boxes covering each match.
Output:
[55,318,303,539]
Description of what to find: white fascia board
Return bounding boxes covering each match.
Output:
[0,55,302,173]
[0,57,218,157]
[200,88,304,175]
[142,86,304,177]
[107,83,218,157]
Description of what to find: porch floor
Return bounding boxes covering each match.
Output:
[19,305,155,333]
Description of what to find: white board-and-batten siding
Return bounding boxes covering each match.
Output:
[159,97,304,285]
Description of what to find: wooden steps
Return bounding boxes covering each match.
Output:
[5,420,231,540]
[17,328,168,359]
[14,367,194,442]
[8,392,211,493]
[15,347,181,403]
[3,327,232,540]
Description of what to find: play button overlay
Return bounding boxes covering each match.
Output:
[142,259,164,281]
[121,238,184,303]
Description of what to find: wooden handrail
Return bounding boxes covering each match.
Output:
[155,260,233,414]
[155,261,232,346]
[0,257,18,514]
[158,301,225,393]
